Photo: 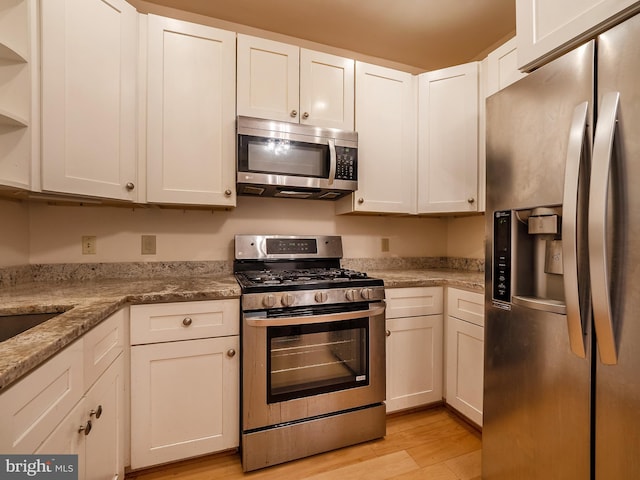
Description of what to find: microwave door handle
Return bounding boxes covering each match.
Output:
[328,139,336,185]
[589,91,620,365]
[562,101,589,359]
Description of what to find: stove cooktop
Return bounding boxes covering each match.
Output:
[235,267,383,293]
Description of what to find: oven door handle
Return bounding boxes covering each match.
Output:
[245,303,386,327]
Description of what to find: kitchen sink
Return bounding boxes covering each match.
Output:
[0,312,61,343]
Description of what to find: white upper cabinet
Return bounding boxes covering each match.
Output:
[145,14,236,206]
[336,62,416,214]
[237,34,354,130]
[298,49,354,130]
[417,62,479,214]
[0,0,34,190]
[486,37,527,97]
[40,0,137,201]
[516,0,640,70]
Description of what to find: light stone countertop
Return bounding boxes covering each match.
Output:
[0,275,240,391]
[370,268,484,291]
[0,268,483,391]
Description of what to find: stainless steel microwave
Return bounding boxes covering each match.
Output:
[236,116,358,200]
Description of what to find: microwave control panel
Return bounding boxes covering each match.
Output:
[335,146,357,181]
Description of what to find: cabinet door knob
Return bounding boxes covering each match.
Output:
[224,189,232,197]
[227,349,236,358]
[182,317,193,327]
[90,405,103,419]
[290,110,298,118]
[302,112,309,119]
[467,197,475,204]
[358,197,364,204]
[126,182,135,191]
[78,420,92,436]
[386,330,391,337]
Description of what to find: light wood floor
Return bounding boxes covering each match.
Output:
[127,407,482,480]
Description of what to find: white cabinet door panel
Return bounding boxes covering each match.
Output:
[418,62,479,213]
[386,314,443,412]
[337,62,416,214]
[146,15,236,205]
[237,34,299,122]
[516,0,640,70]
[41,0,137,200]
[486,37,527,97]
[130,336,239,469]
[446,316,484,426]
[386,286,444,318]
[299,49,354,130]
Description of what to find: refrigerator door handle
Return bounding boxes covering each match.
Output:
[562,101,589,359]
[589,91,620,365]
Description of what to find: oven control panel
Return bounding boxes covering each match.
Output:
[241,286,385,311]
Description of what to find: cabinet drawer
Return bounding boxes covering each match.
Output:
[447,288,484,327]
[130,300,239,344]
[385,287,443,318]
[84,308,127,389]
[0,339,84,453]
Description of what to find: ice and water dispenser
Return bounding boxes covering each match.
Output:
[493,207,567,312]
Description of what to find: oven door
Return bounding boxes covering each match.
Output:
[242,301,386,432]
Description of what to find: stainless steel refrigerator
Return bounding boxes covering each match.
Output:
[484,11,640,480]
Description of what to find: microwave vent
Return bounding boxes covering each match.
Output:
[319,191,342,200]
[241,185,266,196]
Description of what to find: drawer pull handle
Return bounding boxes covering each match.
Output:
[78,420,92,436]
[386,330,391,337]
[182,317,193,327]
[227,349,236,358]
[90,405,103,419]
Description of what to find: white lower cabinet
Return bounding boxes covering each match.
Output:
[385,287,443,413]
[0,309,128,480]
[37,355,125,480]
[129,300,239,469]
[445,288,484,426]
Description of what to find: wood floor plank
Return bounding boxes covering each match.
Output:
[303,451,419,480]
[390,463,460,480]
[444,450,482,480]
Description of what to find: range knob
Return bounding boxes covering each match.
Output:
[282,293,296,307]
[315,291,329,303]
[360,288,374,300]
[262,294,277,308]
[345,289,359,302]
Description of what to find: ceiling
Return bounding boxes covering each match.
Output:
[141,0,516,71]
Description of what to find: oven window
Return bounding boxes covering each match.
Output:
[267,318,368,403]
[238,135,329,178]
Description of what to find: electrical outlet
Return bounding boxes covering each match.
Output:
[141,235,157,255]
[82,235,97,255]
[381,237,390,252]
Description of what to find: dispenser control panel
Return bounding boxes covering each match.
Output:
[493,210,512,303]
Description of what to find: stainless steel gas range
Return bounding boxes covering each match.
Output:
[234,235,386,472]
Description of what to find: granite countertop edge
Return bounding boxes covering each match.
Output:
[0,269,483,391]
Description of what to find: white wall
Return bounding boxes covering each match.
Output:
[446,215,486,259]
[27,196,452,264]
[0,198,30,267]
[0,197,485,266]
